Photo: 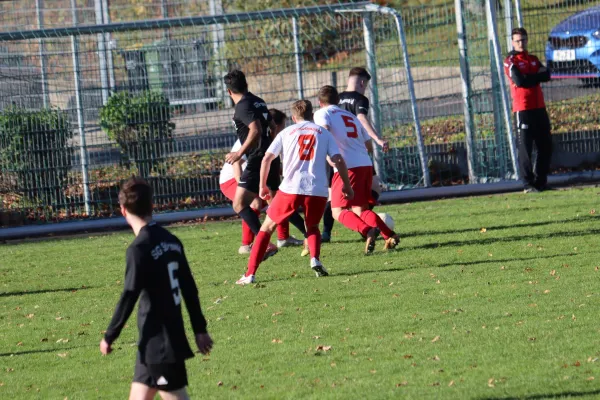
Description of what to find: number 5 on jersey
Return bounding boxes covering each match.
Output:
[298,134,316,161]
[167,262,181,306]
[342,115,358,138]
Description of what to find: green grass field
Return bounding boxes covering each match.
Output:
[2,187,600,399]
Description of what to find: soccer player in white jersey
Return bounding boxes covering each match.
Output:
[314,85,400,254]
[236,100,353,285]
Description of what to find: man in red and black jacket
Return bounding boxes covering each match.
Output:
[503,27,552,192]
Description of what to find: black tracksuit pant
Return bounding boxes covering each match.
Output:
[515,107,552,188]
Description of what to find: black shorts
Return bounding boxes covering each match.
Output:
[239,156,281,193]
[133,354,188,392]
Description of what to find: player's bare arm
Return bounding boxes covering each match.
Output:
[232,159,243,182]
[226,120,261,164]
[259,152,276,200]
[357,113,389,152]
[330,154,354,201]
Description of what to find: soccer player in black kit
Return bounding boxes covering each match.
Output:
[223,69,281,257]
[322,67,389,242]
[100,177,213,400]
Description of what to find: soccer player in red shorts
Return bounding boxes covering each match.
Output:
[236,100,353,285]
[219,138,302,255]
[314,85,400,255]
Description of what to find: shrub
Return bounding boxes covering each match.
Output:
[0,107,73,205]
[99,91,175,177]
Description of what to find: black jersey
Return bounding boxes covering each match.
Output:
[104,222,207,365]
[339,91,369,117]
[232,92,272,161]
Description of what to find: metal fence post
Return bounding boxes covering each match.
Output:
[485,0,520,180]
[382,7,431,187]
[102,0,115,92]
[36,0,49,108]
[209,0,229,108]
[514,0,523,28]
[362,12,384,180]
[292,16,304,100]
[503,0,514,51]
[455,0,477,184]
[94,0,109,104]
[71,0,91,214]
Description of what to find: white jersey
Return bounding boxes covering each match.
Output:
[266,121,340,197]
[219,140,247,184]
[313,105,372,170]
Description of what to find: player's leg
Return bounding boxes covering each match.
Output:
[322,165,335,242]
[129,382,158,400]
[516,110,536,191]
[131,355,160,400]
[533,108,553,190]
[158,388,190,400]
[331,169,379,254]
[234,163,263,233]
[239,197,263,254]
[303,195,328,277]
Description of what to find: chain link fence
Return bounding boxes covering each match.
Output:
[1,0,600,228]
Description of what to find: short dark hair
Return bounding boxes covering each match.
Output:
[511,27,528,38]
[349,67,371,81]
[291,100,313,121]
[269,109,287,126]
[318,85,340,106]
[223,70,248,94]
[119,177,153,217]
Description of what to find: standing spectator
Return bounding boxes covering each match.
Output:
[504,27,552,192]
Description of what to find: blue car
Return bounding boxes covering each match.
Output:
[545,6,600,82]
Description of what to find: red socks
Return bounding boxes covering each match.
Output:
[306,226,321,259]
[338,210,371,237]
[241,208,261,245]
[277,220,290,241]
[246,231,271,276]
[360,210,395,239]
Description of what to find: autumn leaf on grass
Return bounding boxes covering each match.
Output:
[57,353,68,358]
[316,345,332,352]
[480,228,487,233]
[448,380,455,387]
[488,378,495,387]
[25,314,34,319]
[396,381,408,387]
[403,354,413,359]
[271,339,283,344]
[431,336,441,343]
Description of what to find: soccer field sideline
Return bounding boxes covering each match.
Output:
[2,187,600,399]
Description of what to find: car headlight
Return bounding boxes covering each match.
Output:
[593,29,600,40]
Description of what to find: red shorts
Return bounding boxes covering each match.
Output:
[331,165,373,208]
[220,178,237,202]
[267,191,327,227]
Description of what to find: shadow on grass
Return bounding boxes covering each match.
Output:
[480,388,600,400]
[0,286,92,298]
[0,344,92,358]
[402,216,590,238]
[407,228,600,251]
[260,252,581,284]
[326,216,595,245]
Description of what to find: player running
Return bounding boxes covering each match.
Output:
[223,70,278,259]
[314,85,400,255]
[322,67,389,242]
[219,138,303,254]
[236,100,353,285]
[100,177,213,400]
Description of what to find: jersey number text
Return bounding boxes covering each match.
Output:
[167,262,181,306]
[298,134,316,161]
[342,115,358,138]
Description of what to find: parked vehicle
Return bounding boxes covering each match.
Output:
[545,6,600,83]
